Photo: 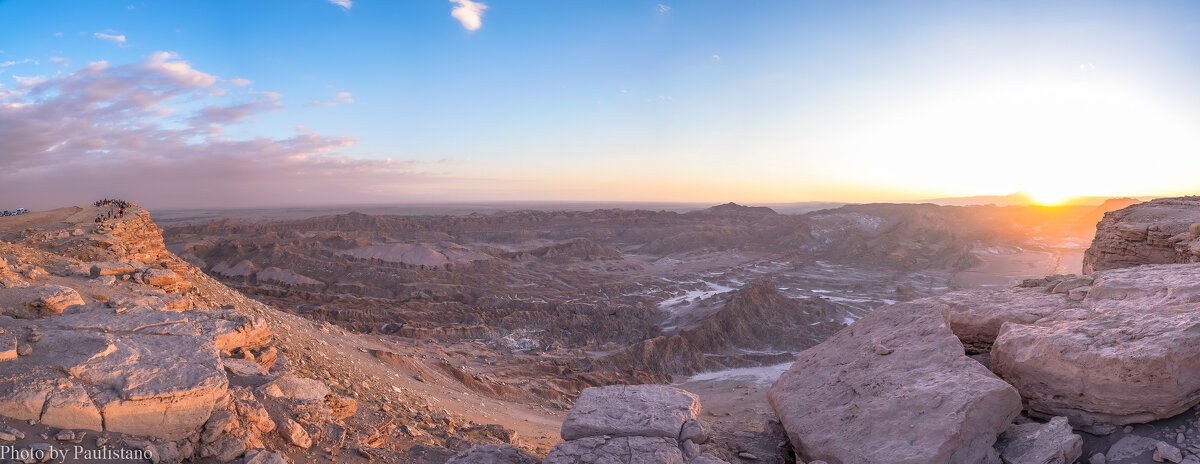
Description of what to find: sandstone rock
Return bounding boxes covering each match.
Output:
[679,419,709,444]
[196,310,272,352]
[560,384,701,440]
[768,301,1021,464]
[0,334,15,361]
[1153,441,1183,463]
[89,262,138,278]
[241,449,290,464]
[279,419,311,449]
[990,264,1200,431]
[1051,276,1093,294]
[445,444,539,464]
[543,436,683,464]
[1107,435,1159,463]
[258,374,331,402]
[8,285,84,318]
[39,382,102,432]
[682,439,700,459]
[1084,197,1200,273]
[0,319,233,440]
[224,358,268,377]
[0,378,53,421]
[994,416,1082,464]
[142,268,180,287]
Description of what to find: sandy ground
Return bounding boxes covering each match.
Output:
[265,314,567,455]
[951,246,1085,287]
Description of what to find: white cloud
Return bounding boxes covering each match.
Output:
[93,32,127,44]
[657,4,671,14]
[309,91,353,107]
[619,89,628,94]
[450,0,487,31]
[329,0,352,9]
[1079,63,1096,71]
[127,5,136,10]
[229,78,253,86]
[48,57,71,66]
[712,54,720,61]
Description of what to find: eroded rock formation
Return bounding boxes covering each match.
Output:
[1083,196,1200,273]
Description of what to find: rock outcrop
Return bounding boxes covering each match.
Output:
[924,264,1200,433]
[545,384,726,464]
[767,300,1021,464]
[0,204,394,462]
[1083,197,1200,273]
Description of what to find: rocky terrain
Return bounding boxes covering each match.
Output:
[0,198,1144,463]
[0,205,572,463]
[767,197,1200,464]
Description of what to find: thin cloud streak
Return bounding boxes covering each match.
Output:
[93,32,127,44]
[309,91,353,107]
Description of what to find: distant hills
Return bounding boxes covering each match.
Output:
[919,191,1158,207]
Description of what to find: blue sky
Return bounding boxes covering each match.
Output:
[2,0,1199,208]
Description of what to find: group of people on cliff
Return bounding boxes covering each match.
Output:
[93,198,130,223]
[93,199,130,209]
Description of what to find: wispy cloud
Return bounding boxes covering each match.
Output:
[450,0,487,31]
[49,57,71,66]
[712,54,720,61]
[93,32,127,44]
[309,91,353,107]
[657,4,671,14]
[229,77,252,86]
[0,59,37,68]
[190,93,283,128]
[329,0,352,9]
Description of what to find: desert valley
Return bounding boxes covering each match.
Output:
[3,195,1200,463]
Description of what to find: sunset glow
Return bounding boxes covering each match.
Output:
[2,1,1198,208]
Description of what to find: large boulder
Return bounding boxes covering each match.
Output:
[989,264,1200,432]
[1083,197,1200,274]
[543,436,684,464]
[559,385,701,441]
[767,301,1021,464]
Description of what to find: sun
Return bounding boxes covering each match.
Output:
[1026,188,1077,206]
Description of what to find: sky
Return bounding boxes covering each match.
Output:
[1,0,1199,209]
